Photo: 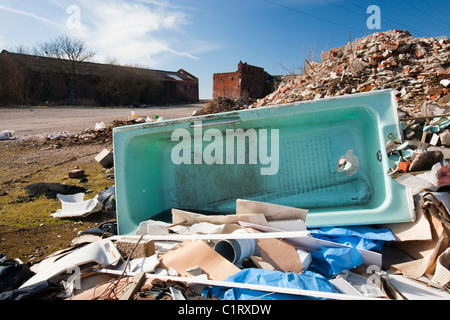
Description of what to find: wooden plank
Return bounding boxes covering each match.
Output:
[119,272,146,300]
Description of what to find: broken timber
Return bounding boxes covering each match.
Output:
[119,272,146,300]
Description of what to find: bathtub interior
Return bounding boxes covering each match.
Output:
[114,91,413,234]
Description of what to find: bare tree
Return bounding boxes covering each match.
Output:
[36,35,95,104]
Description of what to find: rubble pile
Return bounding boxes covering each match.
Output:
[39,121,128,148]
[22,114,158,149]
[254,30,450,116]
[194,96,255,116]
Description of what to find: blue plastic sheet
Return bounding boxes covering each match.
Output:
[202,268,339,300]
[310,247,363,277]
[306,226,395,277]
[309,226,395,252]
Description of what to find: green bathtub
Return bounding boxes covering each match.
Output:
[113,89,415,235]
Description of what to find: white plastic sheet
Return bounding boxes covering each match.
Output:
[52,193,103,218]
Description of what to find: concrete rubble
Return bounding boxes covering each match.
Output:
[1,30,450,302]
[253,30,449,114]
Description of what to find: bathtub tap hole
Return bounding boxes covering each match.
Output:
[337,149,359,176]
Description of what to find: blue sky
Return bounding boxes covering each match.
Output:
[0,0,449,99]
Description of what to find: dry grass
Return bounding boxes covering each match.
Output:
[0,139,115,263]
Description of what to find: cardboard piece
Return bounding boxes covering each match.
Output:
[159,240,240,281]
[433,247,450,287]
[386,189,450,279]
[381,194,432,242]
[171,209,268,227]
[256,237,304,273]
[70,275,131,300]
[422,191,450,228]
[252,228,304,274]
[390,213,450,278]
[250,256,276,271]
[236,199,308,221]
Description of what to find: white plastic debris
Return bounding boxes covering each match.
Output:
[135,220,171,235]
[94,122,106,131]
[52,193,103,218]
[116,254,160,274]
[20,239,122,288]
[0,130,14,140]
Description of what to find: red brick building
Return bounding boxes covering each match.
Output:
[0,50,199,106]
[213,61,270,100]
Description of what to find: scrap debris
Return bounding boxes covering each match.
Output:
[1,196,449,301]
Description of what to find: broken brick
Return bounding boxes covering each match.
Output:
[429,88,444,96]
[383,42,398,51]
[430,94,441,100]
[68,169,85,179]
[437,166,450,186]
[438,69,450,80]
[414,44,427,58]
[397,161,411,173]
[280,86,290,94]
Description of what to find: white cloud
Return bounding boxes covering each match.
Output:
[134,0,194,11]
[72,0,200,67]
[0,1,218,68]
[0,4,62,28]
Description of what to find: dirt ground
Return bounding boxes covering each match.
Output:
[0,104,203,138]
[0,104,204,264]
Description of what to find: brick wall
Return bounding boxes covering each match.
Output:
[213,71,241,99]
[213,62,269,100]
[239,62,266,99]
